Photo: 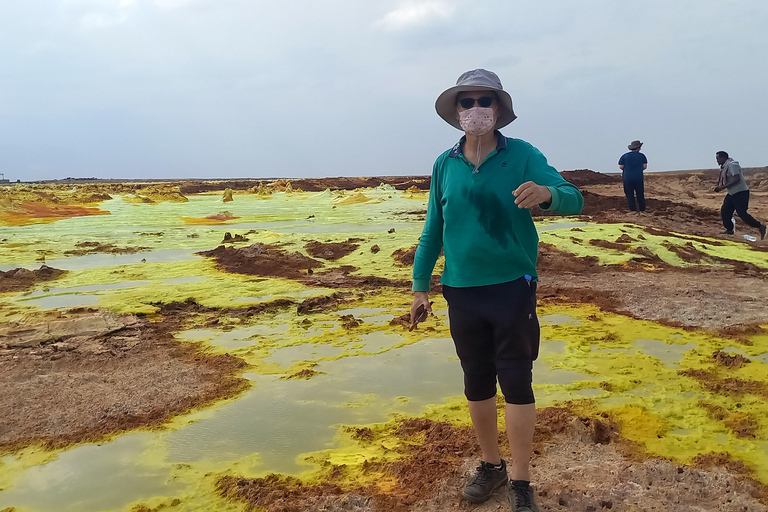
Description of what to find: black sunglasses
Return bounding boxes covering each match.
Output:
[458,96,495,109]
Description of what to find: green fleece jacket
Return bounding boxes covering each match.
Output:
[412,133,584,291]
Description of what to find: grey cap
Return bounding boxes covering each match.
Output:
[628,140,643,150]
[435,69,516,130]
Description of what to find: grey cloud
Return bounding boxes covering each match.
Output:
[0,0,766,180]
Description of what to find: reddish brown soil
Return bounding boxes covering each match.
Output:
[711,350,751,368]
[700,402,759,439]
[0,265,66,293]
[391,245,418,266]
[0,201,110,226]
[303,267,409,289]
[537,243,600,273]
[561,169,622,187]
[216,407,768,512]
[281,368,325,380]
[64,241,152,256]
[0,309,248,451]
[222,232,249,243]
[679,369,768,400]
[297,293,354,315]
[305,240,361,260]
[588,238,629,251]
[199,243,324,279]
[200,243,409,290]
[614,233,635,243]
[154,297,297,318]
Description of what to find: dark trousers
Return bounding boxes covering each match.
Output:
[721,190,761,231]
[623,178,645,211]
[442,278,539,404]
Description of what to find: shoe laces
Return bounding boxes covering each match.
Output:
[512,484,533,508]
[472,462,495,484]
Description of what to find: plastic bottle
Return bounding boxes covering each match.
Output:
[743,234,757,242]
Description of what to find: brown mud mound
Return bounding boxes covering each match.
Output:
[0,265,66,293]
[711,350,751,368]
[305,240,361,260]
[222,232,249,243]
[538,284,625,316]
[536,190,723,228]
[303,267,409,290]
[64,241,152,256]
[0,309,248,451]
[561,169,621,187]
[699,402,759,439]
[217,408,768,512]
[677,369,768,400]
[281,367,326,380]
[391,245,418,266]
[199,243,324,279]
[297,293,354,314]
[588,238,629,251]
[664,241,765,275]
[154,297,296,319]
[538,243,600,273]
[201,243,409,290]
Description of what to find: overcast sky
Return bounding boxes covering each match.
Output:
[1,0,766,181]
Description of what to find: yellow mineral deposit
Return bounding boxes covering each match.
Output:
[1,174,768,512]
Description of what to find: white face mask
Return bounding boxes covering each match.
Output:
[458,107,495,136]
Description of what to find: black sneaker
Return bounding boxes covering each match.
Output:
[760,225,767,240]
[462,460,508,503]
[508,481,540,512]
[720,229,734,236]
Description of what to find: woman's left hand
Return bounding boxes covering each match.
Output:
[512,182,552,209]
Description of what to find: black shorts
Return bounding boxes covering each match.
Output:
[442,277,539,404]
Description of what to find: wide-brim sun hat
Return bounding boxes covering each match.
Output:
[628,140,643,150]
[435,69,516,130]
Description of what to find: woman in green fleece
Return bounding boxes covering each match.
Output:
[410,69,583,512]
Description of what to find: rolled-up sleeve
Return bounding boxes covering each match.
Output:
[525,147,584,215]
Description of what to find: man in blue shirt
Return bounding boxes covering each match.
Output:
[618,140,648,212]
